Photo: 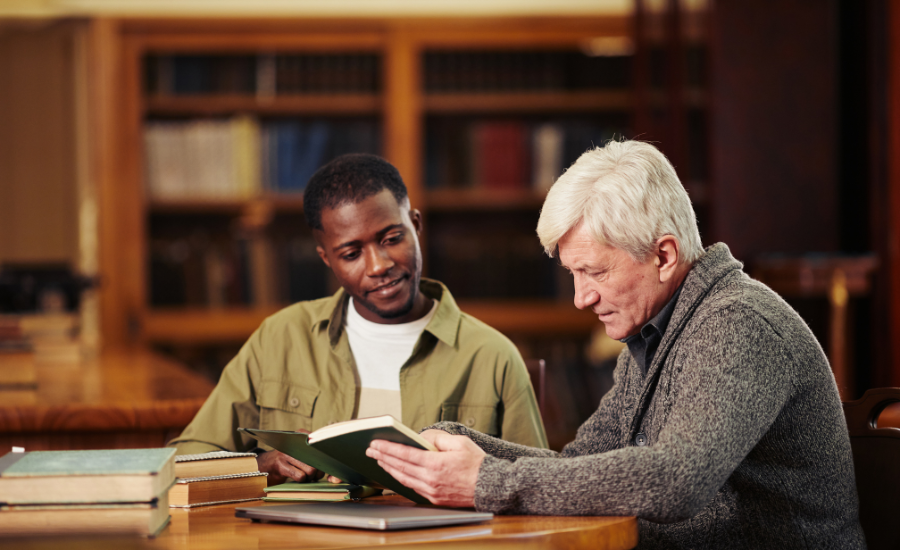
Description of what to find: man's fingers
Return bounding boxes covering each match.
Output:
[369,439,429,463]
[376,459,439,503]
[368,445,433,482]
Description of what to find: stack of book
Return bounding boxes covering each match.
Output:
[169,451,267,508]
[0,448,175,537]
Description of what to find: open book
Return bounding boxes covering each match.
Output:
[239,415,436,504]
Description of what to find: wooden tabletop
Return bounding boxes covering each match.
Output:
[0,496,638,550]
[0,349,215,451]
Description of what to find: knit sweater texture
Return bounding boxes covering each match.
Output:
[432,243,866,549]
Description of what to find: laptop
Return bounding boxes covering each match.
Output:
[235,502,493,531]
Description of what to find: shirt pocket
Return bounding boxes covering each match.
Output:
[440,403,499,436]
[256,380,319,432]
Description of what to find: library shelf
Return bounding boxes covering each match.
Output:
[142,301,598,345]
[423,91,631,114]
[145,94,382,116]
[425,188,547,211]
[148,196,306,215]
[143,307,281,345]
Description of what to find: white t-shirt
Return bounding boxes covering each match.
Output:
[345,297,438,420]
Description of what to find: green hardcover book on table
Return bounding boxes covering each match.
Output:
[0,448,176,505]
[263,481,381,502]
[239,415,437,504]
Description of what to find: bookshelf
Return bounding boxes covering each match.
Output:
[90,14,706,357]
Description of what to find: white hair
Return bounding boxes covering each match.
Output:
[536,140,703,263]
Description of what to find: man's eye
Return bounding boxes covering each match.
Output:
[383,233,403,245]
[341,251,360,261]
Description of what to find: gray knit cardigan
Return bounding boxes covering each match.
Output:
[432,243,865,549]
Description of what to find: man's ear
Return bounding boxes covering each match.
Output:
[315,244,331,269]
[409,208,423,235]
[656,235,680,283]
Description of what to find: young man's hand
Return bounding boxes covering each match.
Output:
[256,450,320,485]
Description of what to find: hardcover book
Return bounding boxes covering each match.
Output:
[168,471,267,508]
[263,481,381,502]
[174,451,259,479]
[239,415,436,504]
[0,448,176,505]
[0,492,171,537]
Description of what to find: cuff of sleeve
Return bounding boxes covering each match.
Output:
[421,421,469,436]
[473,455,518,514]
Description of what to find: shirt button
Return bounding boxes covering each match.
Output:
[635,432,648,447]
[289,397,300,408]
[465,417,476,427]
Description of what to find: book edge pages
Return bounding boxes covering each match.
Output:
[176,471,267,484]
[308,415,436,451]
[174,451,257,463]
[168,497,261,509]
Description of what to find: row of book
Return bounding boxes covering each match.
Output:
[427,214,565,300]
[423,50,631,92]
[143,50,633,96]
[149,232,331,308]
[144,116,380,200]
[425,118,626,191]
[145,53,381,96]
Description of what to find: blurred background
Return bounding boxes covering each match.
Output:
[1,0,897,450]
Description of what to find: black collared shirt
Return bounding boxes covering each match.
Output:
[621,285,683,376]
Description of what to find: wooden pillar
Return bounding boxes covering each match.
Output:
[888,1,900,385]
[383,28,422,211]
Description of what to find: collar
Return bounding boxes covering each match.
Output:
[312,278,462,349]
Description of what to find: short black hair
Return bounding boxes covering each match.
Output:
[303,153,408,231]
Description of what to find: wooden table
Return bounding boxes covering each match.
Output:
[0,349,215,452]
[0,496,638,550]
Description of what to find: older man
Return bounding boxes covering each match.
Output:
[367,141,865,549]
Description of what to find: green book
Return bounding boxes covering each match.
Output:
[0,448,176,505]
[239,415,437,504]
[262,481,381,502]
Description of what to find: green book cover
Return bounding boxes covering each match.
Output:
[0,448,176,505]
[263,481,380,502]
[240,415,435,504]
[0,448,176,477]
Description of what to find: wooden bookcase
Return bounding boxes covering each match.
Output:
[89,14,706,352]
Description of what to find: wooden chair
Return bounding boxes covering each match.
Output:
[524,359,546,417]
[842,388,900,550]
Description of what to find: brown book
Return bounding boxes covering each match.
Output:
[174,451,259,479]
[168,472,267,508]
[0,493,170,537]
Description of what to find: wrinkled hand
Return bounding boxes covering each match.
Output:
[366,431,485,507]
[256,450,320,486]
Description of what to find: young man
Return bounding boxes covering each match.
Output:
[169,154,547,484]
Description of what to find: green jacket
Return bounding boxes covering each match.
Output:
[170,279,547,453]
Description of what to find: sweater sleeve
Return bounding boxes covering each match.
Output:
[472,305,794,521]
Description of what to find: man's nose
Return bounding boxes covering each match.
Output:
[365,246,394,277]
[572,273,599,310]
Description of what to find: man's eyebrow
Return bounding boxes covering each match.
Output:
[331,223,405,252]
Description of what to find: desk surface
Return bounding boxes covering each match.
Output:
[0,349,214,450]
[0,496,638,550]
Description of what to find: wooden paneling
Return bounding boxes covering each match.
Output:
[709,0,839,261]
[889,0,900,384]
[0,22,80,266]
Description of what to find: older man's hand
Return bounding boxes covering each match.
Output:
[366,430,486,507]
